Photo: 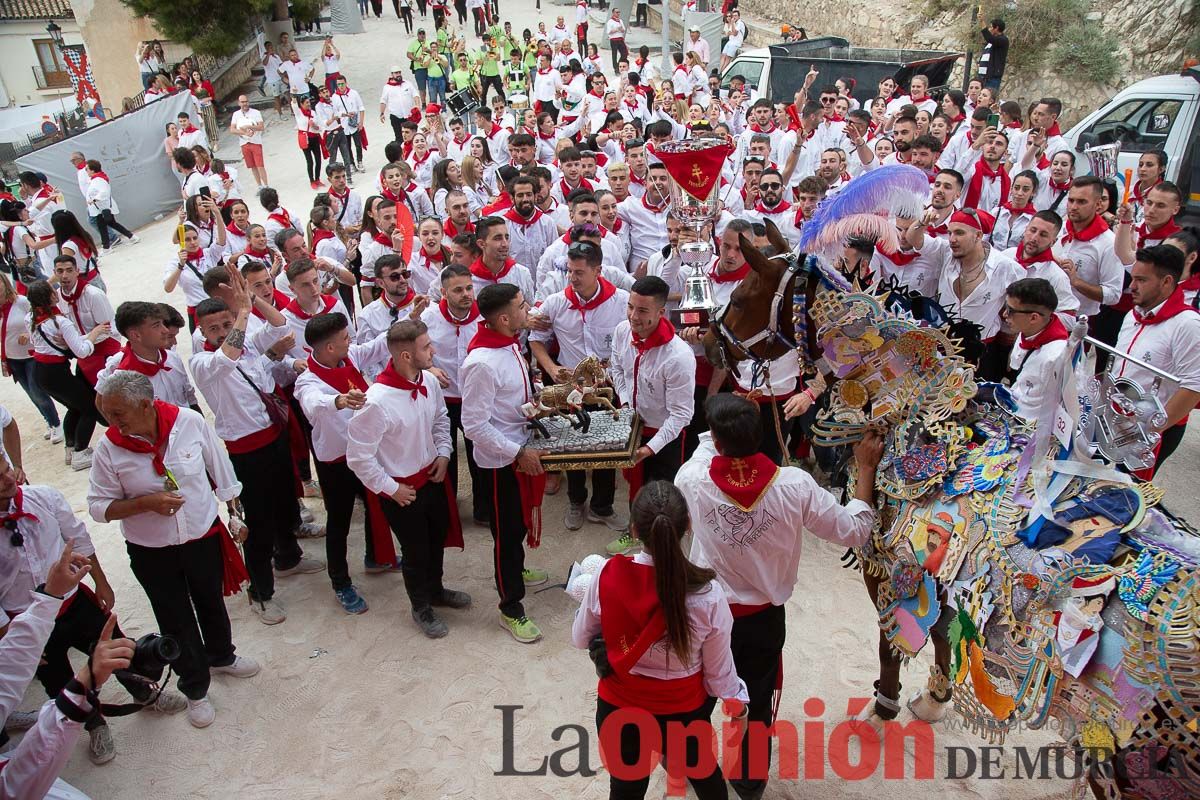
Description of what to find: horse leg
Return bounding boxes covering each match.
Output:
[907,603,955,723]
[857,569,904,730]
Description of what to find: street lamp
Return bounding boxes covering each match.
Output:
[45,20,63,46]
[44,20,69,130]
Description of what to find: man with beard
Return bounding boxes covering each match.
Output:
[814,149,853,197]
[442,190,475,239]
[960,130,1011,212]
[537,194,633,287]
[745,169,800,249]
[916,170,964,239]
[907,135,943,184]
[940,107,991,172]
[617,162,671,275]
[998,211,1079,315]
[722,156,764,218]
[736,99,785,165]
[356,256,428,376]
[357,197,408,306]
[470,215,537,299]
[791,176,827,238]
[1056,177,1124,327]
[502,176,559,272]
[1013,98,1067,169]
[883,112,919,165]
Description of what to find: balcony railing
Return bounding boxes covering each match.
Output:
[32,65,71,91]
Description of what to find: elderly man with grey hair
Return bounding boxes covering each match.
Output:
[86,371,261,731]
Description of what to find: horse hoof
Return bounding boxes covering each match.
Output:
[907,689,950,722]
[849,706,887,735]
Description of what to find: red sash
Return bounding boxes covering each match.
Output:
[76,337,122,385]
[372,463,465,565]
[204,519,250,597]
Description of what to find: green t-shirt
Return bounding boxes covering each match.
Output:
[450,67,473,91]
[436,29,450,50]
[426,54,446,79]
[479,50,501,77]
[407,39,427,70]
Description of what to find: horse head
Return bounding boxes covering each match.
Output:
[703,219,800,370]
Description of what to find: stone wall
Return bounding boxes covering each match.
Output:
[740,0,1198,124]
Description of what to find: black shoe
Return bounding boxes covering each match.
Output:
[432,588,472,609]
[412,606,449,638]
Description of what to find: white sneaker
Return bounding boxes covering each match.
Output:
[48,425,63,444]
[251,598,287,625]
[64,445,73,466]
[211,655,261,678]
[128,235,141,245]
[186,696,216,728]
[42,426,50,440]
[70,447,93,471]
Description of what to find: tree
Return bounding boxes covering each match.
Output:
[120,0,275,57]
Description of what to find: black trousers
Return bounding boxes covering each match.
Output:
[642,433,685,485]
[380,481,450,609]
[1091,304,1127,373]
[34,360,102,452]
[228,431,303,602]
[479,464,527,618]
[94,209,134,249]
[610,38,628,73]
[728,605,785,796]
[596,696,728,800]
[126,532,236,701]
[302,134,323,182]
[399,5,413,31]
[327,129,359,170]
[313,457,384,589]
[389,113,407,142]
[479,75,504,107]
[1153,422,1187,476]
[416,0,426,14]
[446,400,489,520]
[635,2,647,25]
[453,0,466,22]
[36,589,150,729]
[567,467,616,515]
[684,384,710,460]
[432,6,445,28]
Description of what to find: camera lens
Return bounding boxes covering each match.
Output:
[149,634,182,663]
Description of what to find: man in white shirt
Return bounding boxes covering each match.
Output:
[176,111,209,152]
[684,26,710,68]
[530,241,630,533]
[347,319,470,638]
[743,168,800,249]
[356,255,426,365]
[499,177,558,280]
[1115,244,1200,477]
[88,371,261,730]
[1057,177,1125,322]
[80,159,139,253]
[98,301,199,409]
[329,77,366,174]
[999,210,1080,315]
[461,283,550,644]
[885,74,937,117]
[229,95,268,187]
[1004,277,1071,422]
[278,49,313,99]
[676,394,882,799]
[616,162,671,274]
[604,8,628,73]
[379,66,419,142]
[1012,97,1067,169]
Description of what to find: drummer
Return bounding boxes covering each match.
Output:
[449,52,481,130]
[504,48,528,99]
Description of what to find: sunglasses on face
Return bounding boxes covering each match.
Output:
[759,182,782,191]
[382,270,412,280]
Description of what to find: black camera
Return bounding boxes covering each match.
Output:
[116,633,181,685]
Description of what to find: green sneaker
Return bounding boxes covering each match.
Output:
[522,567,549,586]
[499,613,543,643]
[606,532,640,555]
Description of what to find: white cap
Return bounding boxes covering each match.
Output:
[688,25,700,32]
[389,65,403,73]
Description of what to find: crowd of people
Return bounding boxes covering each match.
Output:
[0,6,1196,799]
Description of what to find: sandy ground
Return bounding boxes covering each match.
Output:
[4,7,1195,799]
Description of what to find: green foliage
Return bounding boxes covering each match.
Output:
[965,0,1119,86]
[1052,22,1121,85]
[291,0,322,24]
[119,0,273,57]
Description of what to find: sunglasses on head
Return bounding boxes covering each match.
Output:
[567,242,599,257]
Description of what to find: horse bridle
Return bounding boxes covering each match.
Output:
[712,252,803,384]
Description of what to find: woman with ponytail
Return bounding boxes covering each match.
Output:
[572,481,748,799]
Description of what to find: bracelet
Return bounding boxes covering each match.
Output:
[1119,220,1133,226]
[803,387,816,402]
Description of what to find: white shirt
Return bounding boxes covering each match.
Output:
[380,80,419,120]
[177,126,209,152]
[328,189,363,229]
[294,337,391,463]
[1055,224,1124,317]
[959,159,1007,212]
[604,17,626,39]
[181,170,207,199]
[87,408,242,548]
[56,283,114,346]
[279,59,310,93]
[678,434,876,606]
[885,95,937,117]
[164,240,226,308]
[608,320,695,453]
[571,551,748,701]
[0,486,95,615]
[1,296,33,361]
[933,241,1024,339]
[28,314,93,362]
[1008,334,1070,421]
[263,54,284,85]
[347,370,453,497]
[461,336,535,468]
[532,68,562,103]
[536,263,634,305]
[871,243,942,298]
[420,302,482,399]
[744,203,801,250]
[999,247,1080,315]
[208,167,243,207]
[84,175,117,215]
[97,347,198,409]
[189,345,278,443]
[617,195,670,270]
[470,260,536,303]
[535,232,627,289]
[355,293,422,357]
[1114,297,1200,411]
[529,283,629,369]
[230,107,264,146]
[990,206,1033,252]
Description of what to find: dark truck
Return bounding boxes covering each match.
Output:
[718,36,963,108]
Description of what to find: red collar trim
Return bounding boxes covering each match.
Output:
[708,453,779,511]
[1019,314,1070,350]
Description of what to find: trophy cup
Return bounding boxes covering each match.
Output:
[652,133,735,330]
[1084,142,1122,181]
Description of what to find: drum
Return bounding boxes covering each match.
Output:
[446,87,481,117]
[508,93,530,111]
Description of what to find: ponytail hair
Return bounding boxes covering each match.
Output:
[631,482,716,664]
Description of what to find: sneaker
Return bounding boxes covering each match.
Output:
[276,556,325,576]
[49,425,63,443]
[412,606,448,638]
[108,237,123,249]
[186,696,216,728]
[587,508,630,532]
[498,612,542,643]
[63,445,73,466]
[309,180,320,190]
[211,655,262,678]
[299,504,315,524]
[88,724,116,764]
[71,447,93,471]
[431,588,472,608]
[42,426,50,440]
[521,567,548,586]
[605,531,640,555]
[565,503,584,531]
[143,689,188,713]
[251,598,287,625]
[3,710,38,732]
[303,480,322,498]
[544,472,562,495]
[295,522,326,538]
[335,586,368,614]
[363,558,402,574]
[128,235,142,245]
[100,246,115,256]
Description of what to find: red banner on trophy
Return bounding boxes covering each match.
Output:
[650,135,734,202]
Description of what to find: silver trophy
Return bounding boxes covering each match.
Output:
[1084,142,1122,181]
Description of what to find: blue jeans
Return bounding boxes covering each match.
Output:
[7,357,60,427]
[427,75,447,106]
[414,68,428,94]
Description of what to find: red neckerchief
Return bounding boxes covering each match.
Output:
[1181,273,1200,292]
[439,299,480,335]
[962,158,1010,209]
[374,362,428,399]
[560,177,593,197]
[949,113,966,125]
[469,257,517,282]
[116,344,172,377]
[794,207,807,226]
[925,210,951,237]
[631,317,675,410]
[387,77,403,86]
[1015,244,1056,269]
[452,132,470,146]
[267,208,293,228]
[708,452,779,511]
[373,230,396,249]
[709,261,750,284]
[564,277,617,321]
[227,221,247,238]
[1048,177,1072,194]
[336,86,351,96]
[1045,121,1061,137]
[628,168,646,186]
[875,242,919,266]
[481,193,512,216]
[329,185,350,204]
[443,218,474,237]
[69,237,95,262]
[1133,289,1194,326]
[104,400,181,476]
[242,246,271,261]
[487,122,503,139]
[417,246,446,273]
[311,228,336,251]
[640,194,667,213]
[754,199,791,214]
[826,113,846,123]
[251,289,290,320]
[402,141,414,160]
[90,171,110,184]
[1001,201,1034,217]
[381,186,408,204]
[1132,177,1162,205]
[1062,215,1108,244]
[1136,219,1182,249]
[537,128,555,141]
[466,325,520,352]
[410,149,432,167]
[285,293,337,320]
[1,488,39,524]
[537,67,552,76]
[306,353,368,392]
[181,123,200,135]
[503,206,543,227]
[749,122,776,134]
[1018,314,1070,350]
[381,288,417,316]
[607,218,623,234]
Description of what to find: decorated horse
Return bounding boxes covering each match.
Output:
[702,168,1200,799]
